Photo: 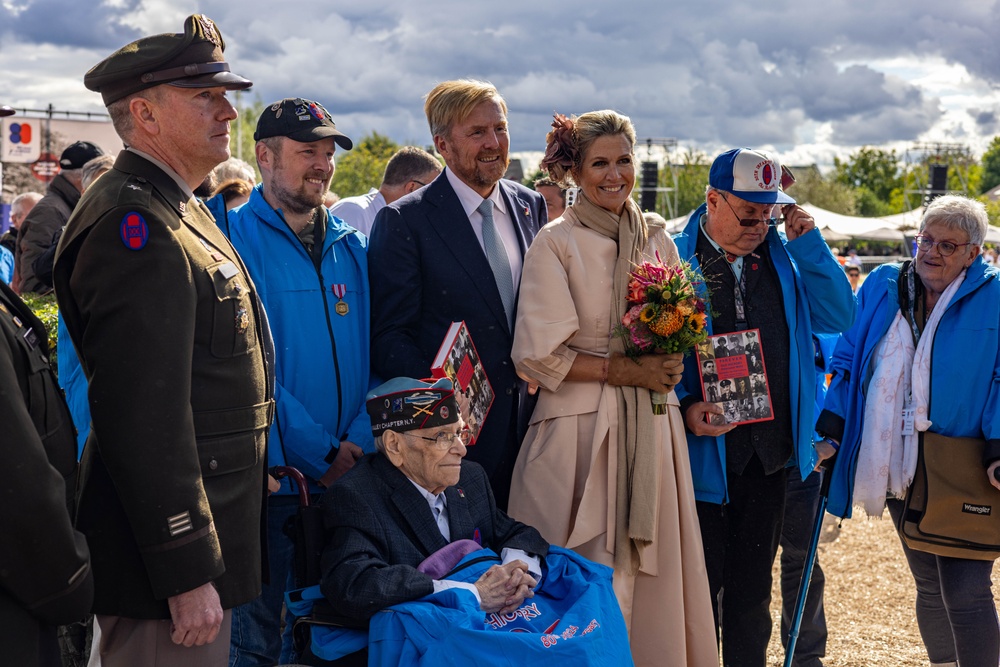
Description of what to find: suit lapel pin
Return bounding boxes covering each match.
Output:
[457,488,465,498]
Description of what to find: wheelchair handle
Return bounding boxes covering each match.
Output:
[271,466,311,507]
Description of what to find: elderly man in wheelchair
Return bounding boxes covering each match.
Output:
[285,377,631,666]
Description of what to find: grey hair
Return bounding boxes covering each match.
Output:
[920,195,988,246]
[11,192,42,217]
[107,87,164,144]
[373,434,386,455]
[213,157,256,185]
[82,154,116,190]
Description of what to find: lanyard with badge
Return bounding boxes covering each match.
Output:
[901,262,921,436]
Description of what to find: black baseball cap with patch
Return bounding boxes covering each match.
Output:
[366,377,459,437]
[84,14,251,106]
[59,141,105,169]
[254,98,353,150]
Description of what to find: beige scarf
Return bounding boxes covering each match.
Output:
[570,192,658,575]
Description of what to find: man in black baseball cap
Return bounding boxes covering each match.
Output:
[253,97,353,149]
[226,98,365,664]
[58,141,105,170]
[15,140,105,294]
[53,14,271,665]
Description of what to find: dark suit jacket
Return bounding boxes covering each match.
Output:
[54,151,272,618]
[319,453,548,626]
[368,173,545,500]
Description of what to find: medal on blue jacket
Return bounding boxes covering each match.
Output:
[331,284,348,315]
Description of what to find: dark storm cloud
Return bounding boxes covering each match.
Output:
[969,108,1000,135]
[1,0,997,157]
[2,0,140,49]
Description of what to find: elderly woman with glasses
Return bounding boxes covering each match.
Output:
[818,195,1000,667]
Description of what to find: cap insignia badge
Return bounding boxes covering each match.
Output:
[199,16,220,46]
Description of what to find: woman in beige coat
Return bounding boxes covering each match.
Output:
[508,110,717,666]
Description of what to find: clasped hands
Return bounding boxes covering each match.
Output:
[474,560,537,614]
[519,351,684,396]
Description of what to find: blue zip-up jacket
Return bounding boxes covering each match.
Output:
[817,258,1000,518]
[673,204,856,504]
[226,185,375,494]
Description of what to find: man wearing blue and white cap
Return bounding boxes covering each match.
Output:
[319,377,548,634]
[673,149,854,667]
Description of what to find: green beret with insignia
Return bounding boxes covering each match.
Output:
[84,14,252,106]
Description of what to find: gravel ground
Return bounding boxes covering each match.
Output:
[764,511,1000,667]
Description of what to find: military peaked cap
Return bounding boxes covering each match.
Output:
[85,14,251,106]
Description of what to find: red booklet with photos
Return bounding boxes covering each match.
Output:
[695,328,773,426]
[430,321,494,445]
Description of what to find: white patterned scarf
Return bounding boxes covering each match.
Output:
[853,267,966,517]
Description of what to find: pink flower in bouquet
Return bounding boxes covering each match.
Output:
[622,304,644,327]
[627,280,646,304]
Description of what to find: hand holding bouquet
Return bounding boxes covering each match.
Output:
[616,255,710,414]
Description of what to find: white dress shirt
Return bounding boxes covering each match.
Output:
[445,168,523,293]
[408,479,542,605]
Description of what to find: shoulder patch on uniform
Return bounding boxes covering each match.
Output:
[120,212,149,250]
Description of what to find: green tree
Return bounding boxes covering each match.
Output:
[833,147,902,214]
[784,167,857,215]
[21,292,59,370]
[522,166,545,189]
[980,136,1000,194]
[330,132,399,199]
[671,149,712,220]
[229,97,265,179]
[984,198,1000,229]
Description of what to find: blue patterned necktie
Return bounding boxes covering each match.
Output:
[477,198,515,326]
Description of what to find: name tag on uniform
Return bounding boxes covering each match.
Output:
[218,262,238,279]
[23,327,39,350]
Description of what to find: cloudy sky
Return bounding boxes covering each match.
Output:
[2,0,1000,168]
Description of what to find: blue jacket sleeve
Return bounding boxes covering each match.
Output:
[785,228,856,335]
[273,381,343,479]
[345,374,380,454]
[0,246,12,285]
[983,291,1000,462]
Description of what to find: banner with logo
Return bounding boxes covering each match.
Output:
[1,118,41,163]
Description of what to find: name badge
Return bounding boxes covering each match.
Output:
[902,400,915,436]
[218,262,238,279]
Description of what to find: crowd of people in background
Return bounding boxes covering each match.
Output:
[4,12,1000,667]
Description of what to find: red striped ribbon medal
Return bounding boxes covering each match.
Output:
[331,284,349,315]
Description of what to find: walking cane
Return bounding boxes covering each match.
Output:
[783,462,833,667]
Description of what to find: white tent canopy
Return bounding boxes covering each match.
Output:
[800,205,906,243]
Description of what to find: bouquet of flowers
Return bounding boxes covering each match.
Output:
[616,255,710,414]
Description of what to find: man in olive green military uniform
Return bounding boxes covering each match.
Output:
[53,16,273,666]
